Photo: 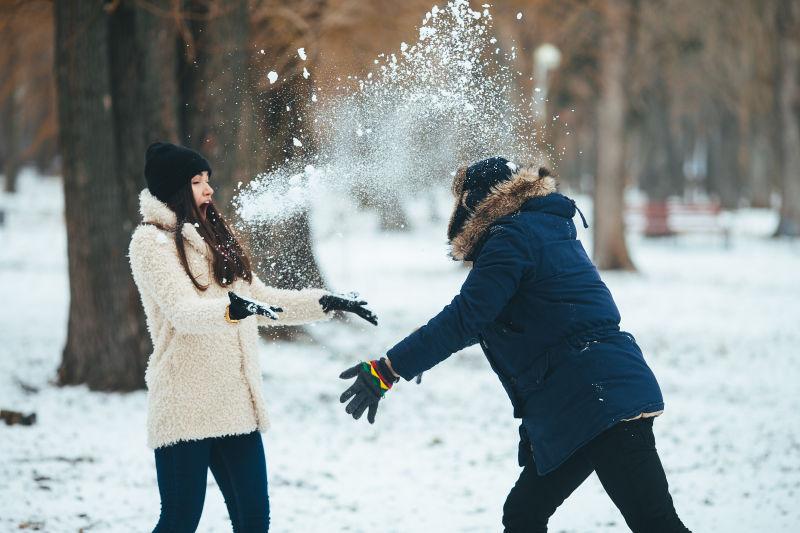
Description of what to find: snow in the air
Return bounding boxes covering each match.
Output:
[236,0,547,232]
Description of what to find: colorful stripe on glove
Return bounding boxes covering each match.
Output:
[367,360,394,396]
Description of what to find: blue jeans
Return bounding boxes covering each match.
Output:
[153,431,269,532]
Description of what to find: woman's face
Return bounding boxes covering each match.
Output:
[191,171,213,219]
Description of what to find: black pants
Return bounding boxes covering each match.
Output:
[503,418,690,533]
[153,431,269,532]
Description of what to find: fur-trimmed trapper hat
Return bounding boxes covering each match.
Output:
[447,157,556,261]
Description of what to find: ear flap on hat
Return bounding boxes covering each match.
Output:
[451,166,468,197]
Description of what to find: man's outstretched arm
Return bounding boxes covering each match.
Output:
[339,223,533,423]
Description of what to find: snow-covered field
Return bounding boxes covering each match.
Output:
[1,172,799,532]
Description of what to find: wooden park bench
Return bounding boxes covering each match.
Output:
[626,200,732,247]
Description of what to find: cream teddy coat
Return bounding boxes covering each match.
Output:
[128,189,329,449]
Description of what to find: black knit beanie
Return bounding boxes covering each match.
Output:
[447,156,515,241]
[461,156,515,210]
[144,142,212,203]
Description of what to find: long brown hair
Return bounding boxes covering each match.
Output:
[165,181,253,290]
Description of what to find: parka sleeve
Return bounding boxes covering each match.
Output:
[249,275,330,327]
[128,227,232,334]
[387,223,532,380]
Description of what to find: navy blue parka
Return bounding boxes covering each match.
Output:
[387,168,664,475]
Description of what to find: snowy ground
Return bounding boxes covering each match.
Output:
[1,172,799,532]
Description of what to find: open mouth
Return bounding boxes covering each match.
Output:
[200,201,211,217]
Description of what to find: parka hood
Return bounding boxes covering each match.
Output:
[448,165,557,261]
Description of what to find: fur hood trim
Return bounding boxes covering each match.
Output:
[138,188,208,254]
[449,166,557,260]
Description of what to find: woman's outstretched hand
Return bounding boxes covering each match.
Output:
[320,293,378,325]
[227,291,283,321]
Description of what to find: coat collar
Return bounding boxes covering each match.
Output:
[448,166,557,261]
[138,188,209,254]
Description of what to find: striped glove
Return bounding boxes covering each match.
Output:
[339,358,398,424]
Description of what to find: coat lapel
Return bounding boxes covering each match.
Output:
[138,188,209,256]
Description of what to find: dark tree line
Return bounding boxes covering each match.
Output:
[492,0,800,270]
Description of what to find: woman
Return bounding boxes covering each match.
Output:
[129,142,374,532]
[339,157,690,532]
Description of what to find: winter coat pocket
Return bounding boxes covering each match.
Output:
[512,353,551,394]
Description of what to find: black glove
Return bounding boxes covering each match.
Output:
[339,357,398,423]
[227,291,283,321]
[320,293,378,325]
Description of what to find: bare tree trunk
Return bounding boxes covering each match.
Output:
[55,1,148,391]
[775,0,800,237]
[706,108,742,209]
[179,0,249,208]
[244,0,330,339]
[593,0,635,271]
[1,83,19,194]
[1,19,20,193]
[637,78,683,203]
[247,78,327,340]
[253,59,325,281]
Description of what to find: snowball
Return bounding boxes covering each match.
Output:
[293,138,303,147]
[267,71,278,84]
[303,67,310,79]
[516,12,523,20]
[297,47,307,61]
[401,42,408,52]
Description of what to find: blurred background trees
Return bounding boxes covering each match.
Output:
[0,0,797,389]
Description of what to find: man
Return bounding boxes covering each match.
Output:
[339,157,691,532]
